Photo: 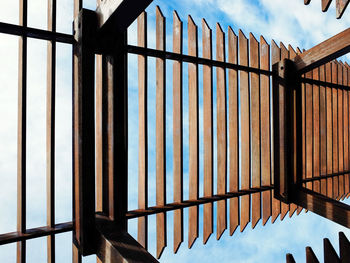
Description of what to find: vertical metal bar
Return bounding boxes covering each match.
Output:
[348,63,350,199]
[288,45,298,217]
[172,10,183,253]
[137,11,148,250]
[228,27,239,234]
[313,67,320,193]
[155,6,166,258]
[344,64,350,198]
[17,0,27,262]
[73,243,82,263]
[216,23,227,239]
[332,61,339,199]
[326,62,333,198]
[279,42,289,220]
[188,15,199,248]
[338,63,344,199]
[47,0,56,262]
[324,238,341,263]
[320,64,327,196]
[260,36,271,224]
[239,30,250,232]
[306,67,313,191]
[306,247,320,263]
[250,33,260,228]
[202,18,213,244]
[73,8,96,256]
[271,40,281,222]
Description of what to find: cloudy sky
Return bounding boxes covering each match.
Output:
[1,0,350,262]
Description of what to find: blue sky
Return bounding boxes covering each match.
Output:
[1,0,350,262]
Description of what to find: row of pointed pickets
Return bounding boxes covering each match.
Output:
[126,6,349,259]
[304,0,350,19]
[287,232,350,263]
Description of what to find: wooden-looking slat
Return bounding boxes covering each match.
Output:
[322,0,333,11]
[280,42,289,220]
[155,6,166,258]
[260,36,271,225]
[271,40,281,222]
[17,0,28,262]
[324,238,341,263]
[306,247,320,263]
[172,11,183,253]
[250,33,261,228]
[339,232,350,262]
[306,67,313,191]
[338,63,344,199]
[313,67,321,193]
[47,0,56,262]
[297,47,304,215]
[288,45,298,217]
[188,15,199,248]
[239,30,250,232]
[137,11,148,250]
[344,65,350,198]
[332,61,339,199]
[73,243,82,263]
[347,63,350,198]
[228,27,239,234]
[216,23,227,239]
[326,62,333,198]
[202,18,213,244]
[336,0,350,18]
[320,64,327,196]
[286,254,296,263]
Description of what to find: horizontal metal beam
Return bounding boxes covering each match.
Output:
[0,222,72,245]
[95,215,159,263]
[0,22,74,44]
[293,187,350,228]
[294,27,350,74]
[96,0,152,34]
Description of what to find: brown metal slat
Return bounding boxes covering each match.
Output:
[137,11,148,250]
[216,23,227,240]
[347,63,350,198]
[288,45,298,217]
[306,247,320,263]
[17,0,28,262]
[332,61,339,199]
[271,40,281,222]
[188,15,199,248]
[250,33,261,228]
[172,10,183,253]
[155,6,166,258]
[326,62,333,198]
[260,36,271,224]
[320,64,327,196]
[313,66,321,194]
[306,67,313,191]
[322,0,333,11]
[338,63,345,199]
[279,42,289,220]
[324,238,341,263]
[202,18,213,244]
[344,64,350,197]
[228,27,239,234]
[339,232,350,262]
[47,0,56,262]
[239,29,250,232]
[336,0,350,18]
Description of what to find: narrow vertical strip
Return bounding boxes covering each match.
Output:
[228,27,239,234]
[250,33,260,228]
[17,0,27,262]
[239,30,250,232]
[260,36,271,225]
[172,10,183,253]
[280,42,289,220]
[271,40,281,222]
[47,0,56,262]
[326,62,333,198]
[216,23,227,239]
[343,63,349,198]
[320,64,327,196]
[305,67,313,191]
[188,15,199,248]
[202,19,213,244]
[332,61,339,199]
[313,67,320,194]
[137,11,148,250]
[155,6,166,258]
[338,63,344,199]
[288,45,298,217]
